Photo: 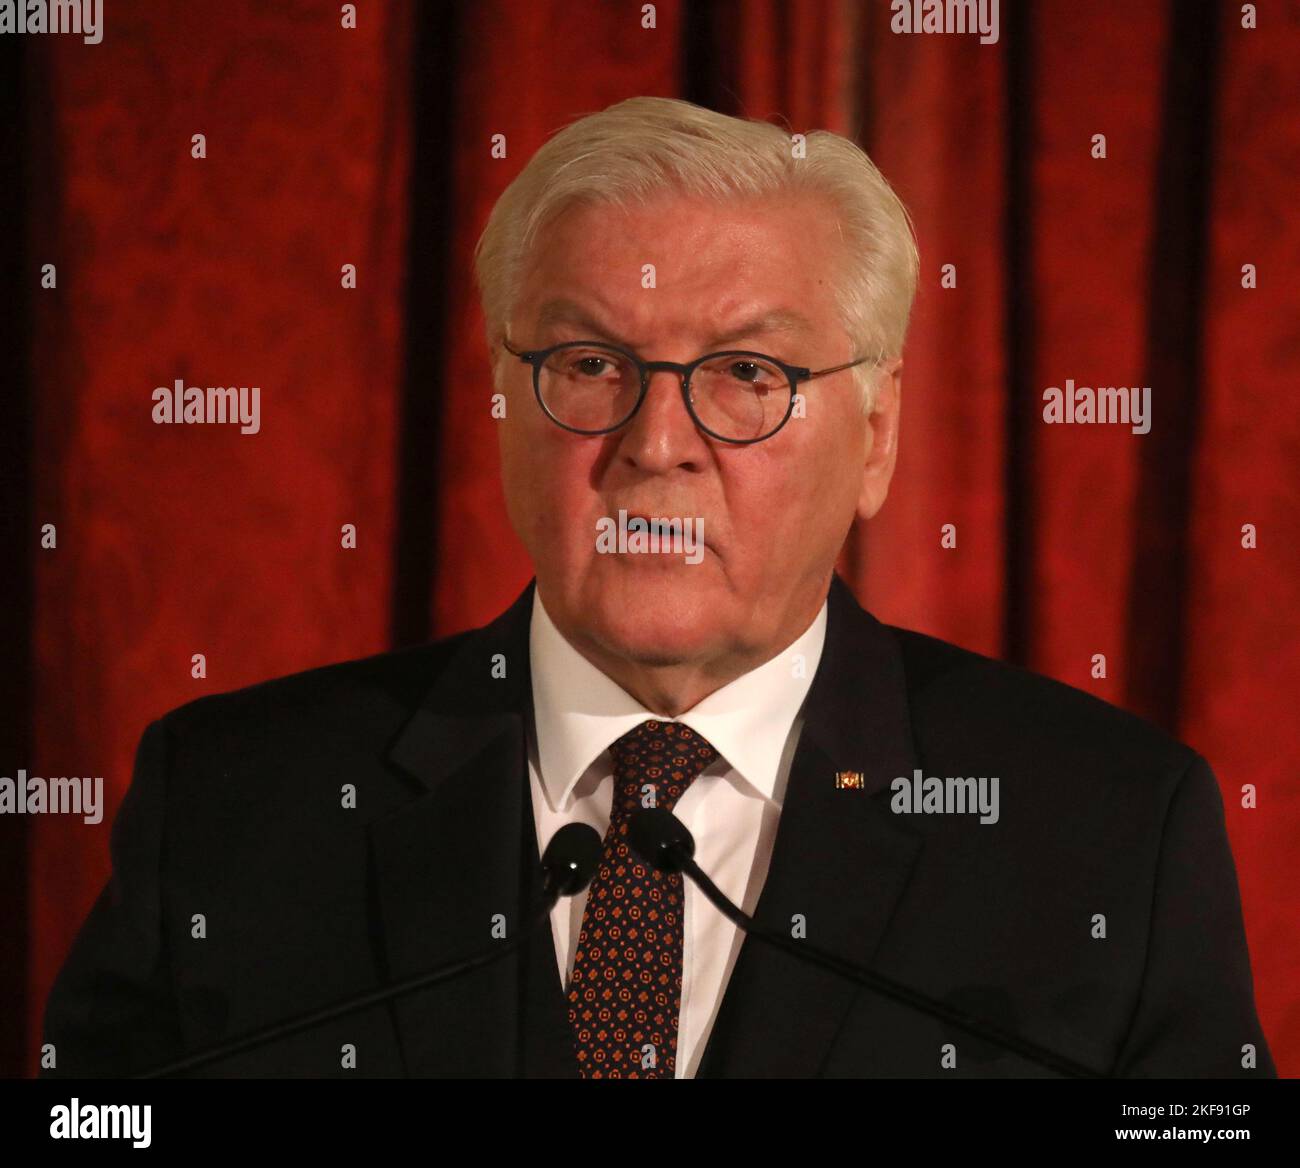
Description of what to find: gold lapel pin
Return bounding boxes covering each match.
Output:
[835,771,865,790]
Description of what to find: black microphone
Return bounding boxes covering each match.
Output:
[136,822,603,1079]
[541,820,605,899]
[627,808,1103,1079]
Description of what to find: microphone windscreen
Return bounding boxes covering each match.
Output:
[542,822,604,896]
[627,808,695,873]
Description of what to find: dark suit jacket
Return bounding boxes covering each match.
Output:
[41,574,1275,1077]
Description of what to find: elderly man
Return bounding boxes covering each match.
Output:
[42,97,1272,1079]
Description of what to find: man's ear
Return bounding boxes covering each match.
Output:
[856,358,902,522]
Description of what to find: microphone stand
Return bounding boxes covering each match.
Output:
[680,854,1104,1079]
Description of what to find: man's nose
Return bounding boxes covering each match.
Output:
[617,366,705,468]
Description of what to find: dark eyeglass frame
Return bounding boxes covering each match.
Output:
[501,336,875,445]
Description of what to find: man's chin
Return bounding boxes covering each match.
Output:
[606,552,721,593]
[590,623,717,669]
[578,561,727,663]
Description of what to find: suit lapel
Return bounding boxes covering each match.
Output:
[517,773,582,1078]
[369,579,573,1077]
[369,571,924,1078]
[696,572,925,1077]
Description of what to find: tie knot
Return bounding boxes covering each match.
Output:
[608,719,718,818]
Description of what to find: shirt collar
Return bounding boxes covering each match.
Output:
[529,585,828,812]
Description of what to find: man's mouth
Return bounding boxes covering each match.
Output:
[594,508,716,561]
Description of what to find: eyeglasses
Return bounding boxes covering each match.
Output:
[501,336,875,445]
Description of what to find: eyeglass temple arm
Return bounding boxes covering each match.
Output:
[799,354,876,382]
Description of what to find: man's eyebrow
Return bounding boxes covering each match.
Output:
[532,298,815,351]
[535,299,633,345]
[707,309,814,348]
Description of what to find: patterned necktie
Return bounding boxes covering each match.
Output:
[566,718,718,1078]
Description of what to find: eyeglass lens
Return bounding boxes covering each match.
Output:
[537,343,791,441]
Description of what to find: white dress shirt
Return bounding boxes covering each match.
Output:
[526,586,828,1078]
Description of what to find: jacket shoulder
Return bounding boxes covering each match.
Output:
[886,624,1201,780]
[151,629,477,748]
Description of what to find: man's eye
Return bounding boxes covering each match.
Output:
[572,356,614,377]
[730,361,774,386]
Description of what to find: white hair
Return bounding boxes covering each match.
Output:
[473,96,919,412]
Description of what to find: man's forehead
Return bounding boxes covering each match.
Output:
[528,295,818,351]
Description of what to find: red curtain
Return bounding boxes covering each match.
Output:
[16,0,1298,1076]
[21,1,415,1071]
